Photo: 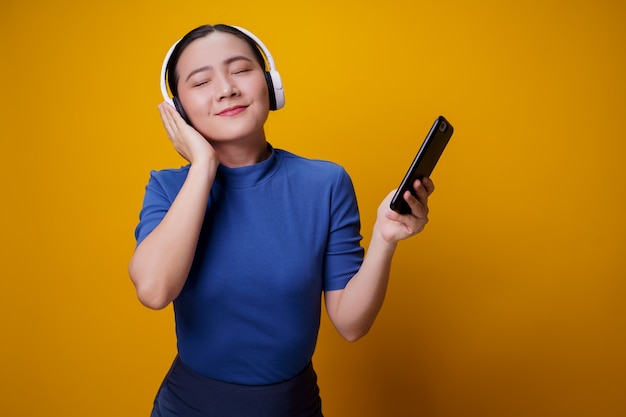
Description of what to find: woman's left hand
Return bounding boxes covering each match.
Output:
[375,178,435,244]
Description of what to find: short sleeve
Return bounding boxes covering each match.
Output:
[134,168,188,246]
[323,168,364,291]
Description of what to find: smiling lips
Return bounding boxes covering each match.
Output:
[217,105,247,116]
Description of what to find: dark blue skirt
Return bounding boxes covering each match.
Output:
[150,356,324,417]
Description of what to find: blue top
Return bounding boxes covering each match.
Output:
[135,146,364,385]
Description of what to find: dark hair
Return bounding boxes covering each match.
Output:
[165,24,267,98]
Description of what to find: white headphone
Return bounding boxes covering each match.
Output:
[160,25,285,123]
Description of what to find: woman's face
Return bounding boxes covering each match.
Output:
[175,31,270,143]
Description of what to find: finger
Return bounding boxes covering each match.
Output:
[412,179,430,209]
[165,102,187,129]
[421,177,435,196]
[158,103,175,137]
[400,190,429,232]
[159,102,184,141]
[404,189,428,219]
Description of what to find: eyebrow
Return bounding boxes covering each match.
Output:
[184,55,255,82]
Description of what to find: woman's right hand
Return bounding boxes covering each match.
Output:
[158,102,218,166]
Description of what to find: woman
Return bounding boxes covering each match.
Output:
[129,24,434,417]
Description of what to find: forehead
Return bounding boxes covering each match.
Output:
[177,32,257,70]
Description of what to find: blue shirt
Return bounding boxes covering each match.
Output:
[135,146,364,385]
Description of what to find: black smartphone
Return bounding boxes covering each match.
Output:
[389,115,454,214]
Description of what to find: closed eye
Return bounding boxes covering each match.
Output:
[193,80,211,88]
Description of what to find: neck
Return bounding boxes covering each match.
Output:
[211,136,271,168]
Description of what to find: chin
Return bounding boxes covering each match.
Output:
[202,129,264,144]
[200,120,267,143]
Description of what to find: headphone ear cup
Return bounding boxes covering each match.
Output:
[264,72,277,111]
[265,70,285,111]
[173,96,191,125]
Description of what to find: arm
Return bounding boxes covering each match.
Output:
[128,103,219,310]
[324,178,434,342]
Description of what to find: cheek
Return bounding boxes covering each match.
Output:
[251,78,271,109]
[242,72,269,99]
[178,90,208,112]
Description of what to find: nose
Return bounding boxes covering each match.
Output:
[215,74,239,101]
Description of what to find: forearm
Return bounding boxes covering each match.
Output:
[327,182,434,340]
[129,162,216,309]
[326,228,397,342]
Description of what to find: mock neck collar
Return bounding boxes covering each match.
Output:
[215,144,280,189]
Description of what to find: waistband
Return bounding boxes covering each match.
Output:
[155,356,323,417]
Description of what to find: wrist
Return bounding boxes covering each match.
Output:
[189,152,218,171]
[371,224,399,252]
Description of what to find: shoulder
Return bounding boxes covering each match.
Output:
[274,149,356,202]
[142,165,191,201]
[149,164,190,179]
[146,165,190,187]
[275,149,349,179]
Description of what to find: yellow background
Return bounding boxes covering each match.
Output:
[1,0,624,416]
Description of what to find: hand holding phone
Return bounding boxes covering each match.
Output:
[390,116,454,214]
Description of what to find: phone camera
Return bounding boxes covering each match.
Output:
[439,122,447,132]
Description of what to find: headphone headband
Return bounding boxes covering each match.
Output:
[159,25,284,112]
[159,40,180,107]
[232,26,278,78]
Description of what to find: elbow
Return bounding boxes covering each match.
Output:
[128,262,173,310]
[343,333,364,343]
[136,287,172,310]
[338,325,371,343]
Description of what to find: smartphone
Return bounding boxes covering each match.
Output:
[389,115,454,214]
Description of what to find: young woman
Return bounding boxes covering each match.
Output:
[129,24,434,417]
